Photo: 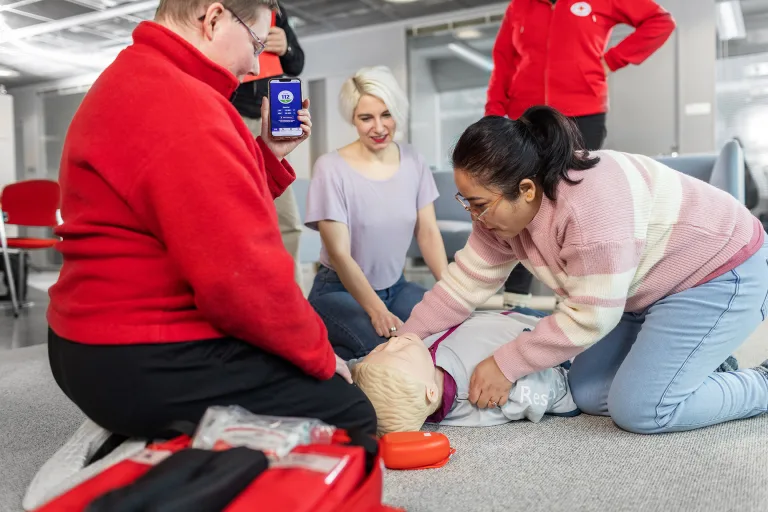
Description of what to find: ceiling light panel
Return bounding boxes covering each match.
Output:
[11,0,95,20]
[0,10,45,30]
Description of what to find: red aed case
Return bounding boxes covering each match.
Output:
[379,432,455,470]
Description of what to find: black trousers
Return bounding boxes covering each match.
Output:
[504,113,606,295]
[48,329,377,439]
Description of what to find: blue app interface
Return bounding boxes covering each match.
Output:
[270,81,302,134]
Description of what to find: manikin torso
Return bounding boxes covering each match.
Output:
[424,310,574,427]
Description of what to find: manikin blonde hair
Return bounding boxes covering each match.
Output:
[338,66,409,140]
[352,362,440,436]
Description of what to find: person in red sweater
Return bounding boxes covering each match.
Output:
[488,0,676,309]
[47,0,376,439]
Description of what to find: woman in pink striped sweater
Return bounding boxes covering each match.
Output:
[401,106,768,433]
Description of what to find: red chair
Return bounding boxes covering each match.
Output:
[0,180,61,317]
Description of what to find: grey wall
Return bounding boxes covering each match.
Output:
[675,0,717,154]
[0,94,15,191]
[603,24,677,155]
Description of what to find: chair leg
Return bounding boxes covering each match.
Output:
[0,250,19,318]
[0,220,19,317]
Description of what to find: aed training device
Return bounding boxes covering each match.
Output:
[268,77,303,139]
[378,432,455,470]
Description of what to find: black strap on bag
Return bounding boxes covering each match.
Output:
[85,447,269,512]
[339,429,379,476]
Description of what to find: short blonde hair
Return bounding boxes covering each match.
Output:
[156,0,278,25]
[352,362,439,436]
[338,66,409,138]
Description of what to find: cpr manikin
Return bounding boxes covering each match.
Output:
[350,311,580,435]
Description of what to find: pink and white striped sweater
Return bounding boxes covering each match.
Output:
[402,150,764,383]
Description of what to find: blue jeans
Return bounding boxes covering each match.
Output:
[308,266,427,360]
[569,239,768,433]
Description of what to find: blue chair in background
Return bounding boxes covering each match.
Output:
[656,139,746,202]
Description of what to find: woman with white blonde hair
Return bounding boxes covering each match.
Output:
[305,66,448,360]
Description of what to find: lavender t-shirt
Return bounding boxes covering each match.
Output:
[305,143,439,290]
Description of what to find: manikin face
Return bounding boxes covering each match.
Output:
[362,334,439,402]
[198,3,271,81]
[454,169,542,239]
[353,94,397,153]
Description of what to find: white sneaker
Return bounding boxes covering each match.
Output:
[23,420,146,510]
[503,292,532,309]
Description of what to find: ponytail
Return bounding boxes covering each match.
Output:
[452,106,600,201]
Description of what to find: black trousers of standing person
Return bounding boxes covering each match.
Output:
[48,329,377,439]
[504,113,607,296]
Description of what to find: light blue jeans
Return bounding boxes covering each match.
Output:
[569,239,768,433]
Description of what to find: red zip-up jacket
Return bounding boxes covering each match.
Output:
[486,0,675,119]
[48,22,336,380]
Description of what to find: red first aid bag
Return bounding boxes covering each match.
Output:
[34,436,192,512]
[34,433,397,512]
[227,444,365,512]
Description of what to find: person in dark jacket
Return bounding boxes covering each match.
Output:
[233,3,306,290]
[488,0,676,309]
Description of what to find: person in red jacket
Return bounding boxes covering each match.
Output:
[47,0,376,439]
[488,0,675,308]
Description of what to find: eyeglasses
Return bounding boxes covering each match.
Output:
[198,5,266,57]
[455,192,503,221]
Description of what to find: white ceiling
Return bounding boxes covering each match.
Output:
[0,0,495,87]
[3,0,768,88]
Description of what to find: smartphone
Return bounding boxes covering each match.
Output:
[268,78,303,139]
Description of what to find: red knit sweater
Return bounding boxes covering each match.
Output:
[48,21,335,380]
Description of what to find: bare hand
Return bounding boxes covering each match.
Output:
[369,308,404,338]
[469,356,513,409]
[260,97,311,161]
[335,355,353,384]
[265,26,288,56]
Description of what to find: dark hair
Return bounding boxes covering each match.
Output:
[451,106,600,201]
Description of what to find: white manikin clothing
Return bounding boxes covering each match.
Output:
[423,310,578,427]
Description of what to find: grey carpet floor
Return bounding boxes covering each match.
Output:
[1,342,767,512]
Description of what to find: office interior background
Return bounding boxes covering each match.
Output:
[0,0,766,270]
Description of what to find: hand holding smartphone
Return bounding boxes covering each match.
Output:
[268,78,303,139]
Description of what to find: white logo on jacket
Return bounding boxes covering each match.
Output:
[571,2,592,17]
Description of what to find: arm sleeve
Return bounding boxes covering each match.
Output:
[304,157,348,231]
[402,225,518,339]
[129,126,336,380]
[415,152,439,210]
[493,239,641,383]
[485,3,519,117]
[603,0,676,72]
[256,136,294,199]
[276,7,305,77]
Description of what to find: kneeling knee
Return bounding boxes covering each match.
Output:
[607,391,662,434]
[569,376,608,416]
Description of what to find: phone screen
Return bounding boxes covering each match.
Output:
[269,79,303,138]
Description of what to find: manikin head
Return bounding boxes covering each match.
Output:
[452,106,601,239]
[352,334,441,436]
[338,66,409,153]
[154,0,277,81]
